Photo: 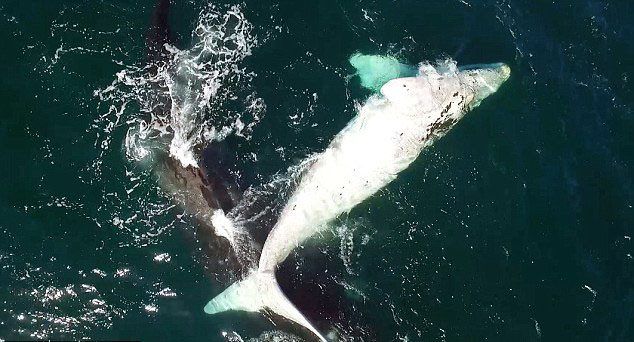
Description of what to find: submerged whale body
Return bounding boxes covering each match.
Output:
[142,2,510,339]
[204,60,511,340]
[141,0,259,281]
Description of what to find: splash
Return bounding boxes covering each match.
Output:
[349,53,417,92]
[228,153,319,227]
[90,4,267,254]
[164,5,262,167]
[95,5,265,170]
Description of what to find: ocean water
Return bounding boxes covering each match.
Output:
[0,0,632,341]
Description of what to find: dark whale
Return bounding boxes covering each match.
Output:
[143,2,361,340]
[145,0,249,281]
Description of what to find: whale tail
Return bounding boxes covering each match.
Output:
[204,271,326,341]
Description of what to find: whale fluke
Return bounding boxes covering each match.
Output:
[204,271,326,341]
[204,60,510,341]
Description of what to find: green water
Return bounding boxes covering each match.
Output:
[0,0,632,341]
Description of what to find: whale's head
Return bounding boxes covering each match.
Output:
[380,61,510,138]
[456,62,511,110]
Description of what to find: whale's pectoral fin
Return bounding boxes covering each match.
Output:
[204,271,327,341]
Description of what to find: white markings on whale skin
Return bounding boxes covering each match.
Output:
[205,60,510,340]
[258,61,510,273]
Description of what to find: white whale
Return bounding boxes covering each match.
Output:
[204,61,511,340]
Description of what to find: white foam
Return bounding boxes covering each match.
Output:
[95,5,264,170]
[93,5,265,249]
[163,5,261,168]
[211,210,237,246]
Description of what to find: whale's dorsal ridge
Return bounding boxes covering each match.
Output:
[380,76,437,111]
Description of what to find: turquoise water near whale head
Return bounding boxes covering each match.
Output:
[0,0,632,341]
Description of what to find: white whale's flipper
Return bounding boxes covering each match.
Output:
[204,61,510,341]
[204,271,327,342]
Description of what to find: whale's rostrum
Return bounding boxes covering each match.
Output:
[204,60,510,340]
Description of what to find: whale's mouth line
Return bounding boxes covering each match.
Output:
[458,62,507,71]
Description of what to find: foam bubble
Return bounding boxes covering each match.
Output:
[95,4,264,170]
[91,4,266,248]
